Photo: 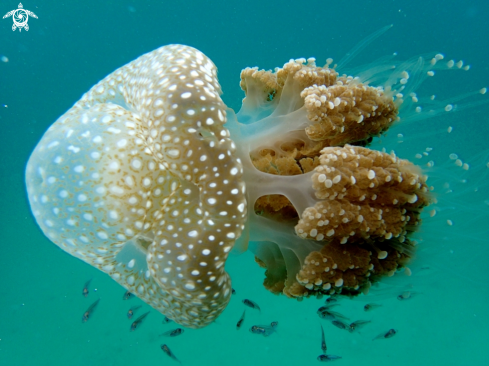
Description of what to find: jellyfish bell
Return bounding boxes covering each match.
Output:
[25,45,247,328]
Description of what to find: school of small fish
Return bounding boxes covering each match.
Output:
[313,294,405,361]
[79,278,410,363]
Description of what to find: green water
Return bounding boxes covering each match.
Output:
[1,1,488,365]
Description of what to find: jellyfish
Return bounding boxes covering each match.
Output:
[26,41,488,328]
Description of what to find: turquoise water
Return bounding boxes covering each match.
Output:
[1,1,489,365]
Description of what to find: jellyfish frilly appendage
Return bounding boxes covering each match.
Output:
[226,48,487,300]
[291,145,430,297]
[25,45,247,328]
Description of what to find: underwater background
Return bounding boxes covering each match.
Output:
[1,0,488,365]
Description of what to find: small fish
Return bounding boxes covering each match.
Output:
[348,320,371,333]
[82,299,100,323]
[317,304,339,313]
[162,316,173,324]
[250,321,278,337]
[397,291,415,300]
[317,354,342,362]
[317,309,348,321]
[373,328,397,340]
[242,299,260,311]
[236,310,246,330]
[249,325,267,336]
[82,279,91,298]
[130,311,149,331]
[364,303,382,312]
[2,104,7,108]
[161,344,181,364]
[331,320,348,330]
[325,296,338,304]
[320,325,327,354]
[160,328,184,337]
[232,288,236,295]
[123,290,134,300]
[127,305,141,319]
